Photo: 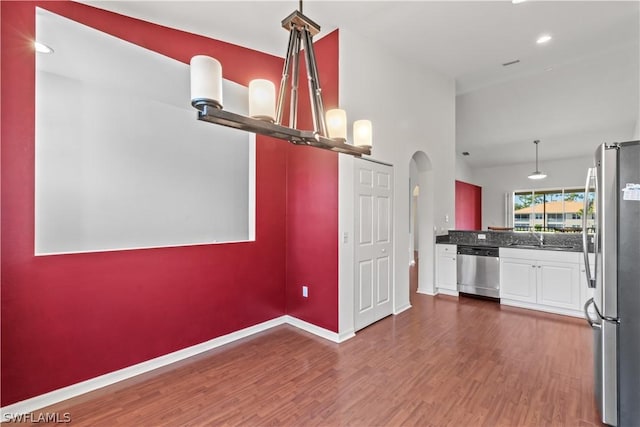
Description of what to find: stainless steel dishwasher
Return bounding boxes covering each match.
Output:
[456,246,500,299]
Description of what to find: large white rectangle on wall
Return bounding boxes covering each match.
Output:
[35,8,255,255]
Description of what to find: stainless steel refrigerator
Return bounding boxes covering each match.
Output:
[583,140,640,426]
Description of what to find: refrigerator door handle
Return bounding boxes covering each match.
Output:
[584,298,601,329]
[582,167,596,288]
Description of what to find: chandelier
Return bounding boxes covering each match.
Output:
[189,1,372,157]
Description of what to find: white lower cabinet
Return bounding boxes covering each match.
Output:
[500,248,582,317]
[500,258,537,303]
[537,261,580,310]
[436,244,457,296]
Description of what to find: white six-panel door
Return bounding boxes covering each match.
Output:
[354,159,393,331]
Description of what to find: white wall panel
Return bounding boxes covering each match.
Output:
[338,29,456,322]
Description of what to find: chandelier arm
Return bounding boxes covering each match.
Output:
[301,27,327,136]
[196,105,370,156]
[289,30,302,129]
[275,26,298,125]
[301,29,319,134]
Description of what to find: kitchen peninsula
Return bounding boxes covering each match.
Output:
[435,230,594,318]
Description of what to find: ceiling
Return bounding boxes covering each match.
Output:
[80,1,640,168]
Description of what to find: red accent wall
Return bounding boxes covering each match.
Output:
[0,1,339,406]
[285,30,340,331]
[455,180,482,230]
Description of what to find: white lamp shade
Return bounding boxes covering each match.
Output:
[190,55,223,107]
[249,79,276,121]
[326,109,347,139]
[528,171,547,180]
[34,41,54,54]
[353,120,372,147]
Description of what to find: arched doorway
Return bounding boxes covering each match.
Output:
[409,151,434,301]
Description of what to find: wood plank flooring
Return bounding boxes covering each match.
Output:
[16,261,601,426]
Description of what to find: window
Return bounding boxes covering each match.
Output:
[513,188,595,232]
[547,213,564,227]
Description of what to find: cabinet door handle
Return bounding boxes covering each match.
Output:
[532,265,536,268]
[538,266,542,269]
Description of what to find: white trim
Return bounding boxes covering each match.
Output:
[393,303,412,315]
[416,288,437,296]
[337,154,356,340]
[34,238,256,257]
[500,299,583,318]
[247,133,256,241]
[337,330,356,342]
[436,288,459,297]
[284,315,343,343]
[1,314,350,419]
[357,157,394,168]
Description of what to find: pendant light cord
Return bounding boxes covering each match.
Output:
[299,0,303,13]
[534,139,540,171]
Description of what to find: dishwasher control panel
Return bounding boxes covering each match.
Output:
[456,245,499,257]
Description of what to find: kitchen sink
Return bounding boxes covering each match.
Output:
[507,243,577,251]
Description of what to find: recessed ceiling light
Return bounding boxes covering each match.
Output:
[34,41,54,54]
[536,34,552,44]
[512,0,527,4]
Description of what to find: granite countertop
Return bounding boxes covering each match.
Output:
[436,230,589,253]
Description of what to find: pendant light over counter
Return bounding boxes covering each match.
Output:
[528,139,547,180]
[189,1,372,157]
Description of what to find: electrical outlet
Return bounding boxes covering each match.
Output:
[302,285,308,298]
[478,234,486,240]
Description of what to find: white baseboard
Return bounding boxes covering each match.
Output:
[394,303,412,315]
[500,299,583,319]
[337,330,356,342]
[1,314,348,419]
[436,288,459,297]
[416,287,437,296]
[284,315,346,343]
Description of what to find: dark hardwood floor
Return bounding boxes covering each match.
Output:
[17,259,601,426]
